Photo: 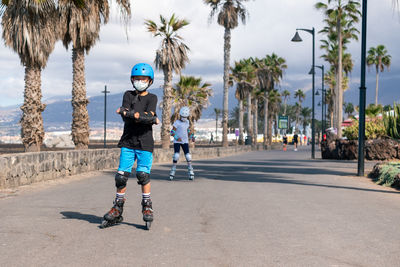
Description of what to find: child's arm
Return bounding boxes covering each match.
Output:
[136,94,158,124]
[188,128,195,142]
[170,126,181,141]
[117,91,135,121]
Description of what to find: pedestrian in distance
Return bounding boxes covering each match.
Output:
[101,63,159,230]
[169,106,196,181]
[293,132,299,151]
[209,132,214,144]
[282,133,288,151]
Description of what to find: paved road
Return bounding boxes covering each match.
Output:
[1,147,400,266]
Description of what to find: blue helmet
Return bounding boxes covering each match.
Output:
[131,63,154,81]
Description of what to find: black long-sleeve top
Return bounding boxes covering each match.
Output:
[117,90,158,152]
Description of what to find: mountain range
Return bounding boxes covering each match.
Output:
[0,85,237,131]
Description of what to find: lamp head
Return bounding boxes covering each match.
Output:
[291,31,303,42]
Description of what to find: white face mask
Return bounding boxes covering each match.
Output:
[181,117,188,122]
[133,80,149,91]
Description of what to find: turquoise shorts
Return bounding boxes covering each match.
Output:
[118,147,153,174]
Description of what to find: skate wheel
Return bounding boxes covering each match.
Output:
[100,220,109,229]
[145,221,152,230]
[117,216,124,223]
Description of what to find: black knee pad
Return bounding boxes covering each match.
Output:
[115,172,129,189]
[136,171,150,185]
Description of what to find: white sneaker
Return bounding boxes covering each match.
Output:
[294,148,297,151]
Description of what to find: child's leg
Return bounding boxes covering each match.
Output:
[172,143,181,167]
[182,143,194,179]
[182,143,192,168]
[136,150,154,222]
[116,147,136,194]
[170,143,181,179]
[102,147,135,224]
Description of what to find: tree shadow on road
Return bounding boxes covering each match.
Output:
[60,211,147,230]
[149,161,400,195]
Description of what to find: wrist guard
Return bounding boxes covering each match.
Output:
[137,112,157,124]
[119,107,136,119]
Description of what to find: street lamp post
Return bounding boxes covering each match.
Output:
[101,85,110,148]
[292,27,316,159]
[315,65,325,133]
[358,0,368,176]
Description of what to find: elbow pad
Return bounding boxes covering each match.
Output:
[137,112,157,124]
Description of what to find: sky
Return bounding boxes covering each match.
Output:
[0,0,399,109]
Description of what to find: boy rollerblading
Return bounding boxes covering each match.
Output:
[101,63,158,230]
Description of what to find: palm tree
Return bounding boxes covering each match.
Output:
[316,0,361,137]
[170,76,213,143]
[343,102,354,118]
[253,54,287,147]
[325,89,334,128]
[204,0,249,147]
[301,107,312,135]
[145,14,190,149]
[365,104,383,118]
[367,45,391,106]
[282,90,290,115]
[58,0,131,149]
[294,89,305,128]
[230,59,255,144]
[231,59,256,142]
[214,108,221,141]
[1,0,58,152]
[294,102,302,132]
[268,89,281,145]
[252,88,263,144]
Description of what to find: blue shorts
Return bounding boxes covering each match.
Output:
[118,147,153,174]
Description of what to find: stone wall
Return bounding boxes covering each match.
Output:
[0,145,256,189]
[321,136,400,160]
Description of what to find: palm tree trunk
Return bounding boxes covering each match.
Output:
[336,17,343,138]
[375,69,379,106]
[253,97,258,145]
[284,98,287,115]
[263,91,269,147]
[20,66,46,152]
[247,91,253,141]
[222,27,231,147]
[71,47,90,150]
[268,113,273,146]
[161,68,173,149]
[238,99,244,145]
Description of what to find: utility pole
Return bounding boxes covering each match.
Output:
[102,85,110,148]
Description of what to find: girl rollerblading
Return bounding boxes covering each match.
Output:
[169,106,195,180]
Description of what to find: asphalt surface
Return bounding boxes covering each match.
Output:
[1,146,400,266]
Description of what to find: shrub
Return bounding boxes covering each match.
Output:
[375,162,400,187]
[383,103,400,139]
[343,119,386,140]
